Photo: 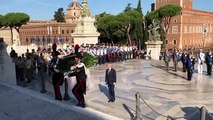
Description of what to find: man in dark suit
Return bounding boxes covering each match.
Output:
[105,63,116,102]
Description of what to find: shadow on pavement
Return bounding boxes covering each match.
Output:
[122,103,134,118]
[179,106,213,120]
[151,64,186,79]
[98,84,109,100]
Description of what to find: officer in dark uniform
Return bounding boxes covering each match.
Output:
[172,48,179,72]
[181,50,187,72]
[206,50,213,76]
[68,54,87,108]
[163,49,170,71]
[49,44,63,101]
[186,52,194,81]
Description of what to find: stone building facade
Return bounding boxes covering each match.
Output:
[19,0,83,46]
[0,28,20,45]
[154,0,213,49]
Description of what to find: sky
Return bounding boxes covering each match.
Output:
[0,0,213,20]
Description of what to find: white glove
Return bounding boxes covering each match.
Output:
[54,68,59,73]
[64,76,69,79]
[64,72,68,76]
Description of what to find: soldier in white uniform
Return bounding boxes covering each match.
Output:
[197,49,205,74]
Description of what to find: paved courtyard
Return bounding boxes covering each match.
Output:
[25,59,213,120]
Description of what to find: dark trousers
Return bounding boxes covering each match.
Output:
[108,84,115,101]
[207,64,212,76]
[165,61,169,71]
[174,62,178,71]
[182,63,186,72]
[53,86,62,100]
[26,68,32,83]
[187,69,193,80]
[52,73,62,100]
[72,80,85,104]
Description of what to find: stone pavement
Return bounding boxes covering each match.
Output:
[0,83,122,120]
[26,59,213,120]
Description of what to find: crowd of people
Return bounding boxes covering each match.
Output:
[10,42,212,108]
[163,48,213,81]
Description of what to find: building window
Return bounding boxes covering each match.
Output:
[189,26,192,33]
[71,30,74,33]
[173,39,177,45]
[62,30,64,34]
[184,26,187,33]
[74,12,76,16]
[193,26,196,33]
[56,30,58,34]
[53,30,54,34]
[67,30,69,34]
[173,19,177,23]
[172,26,178,34]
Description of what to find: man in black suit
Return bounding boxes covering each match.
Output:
[105,63,116,102]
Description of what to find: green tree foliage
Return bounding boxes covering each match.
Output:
[0,15,3,28]
[96,14,117,44]
[1,13,30,44]
[146,5,182,49]
[136,0,142,15]
[54,8,65,22]
[124,3,134,12]
[96,10,143,45]
[118,10,143,44]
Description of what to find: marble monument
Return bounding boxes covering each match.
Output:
[145,19,163,60]
[72,0,100,45]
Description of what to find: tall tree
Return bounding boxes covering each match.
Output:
[118,10,143,44]
[96,14,117,44]
[146,5,182,48]
[54,8,65,22]
[0,15,3,28]
[136,0,142,15]
[124,3,133,12]
[2,13,30,44]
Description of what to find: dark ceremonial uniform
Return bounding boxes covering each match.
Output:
[173,51,179,72]
[71,62,87,108]
[49,54,63,101]
[163,51,170,71]
[206,53,213,76]
[181,53,187,72]
[186,56,194,81]
[191,56,196,70]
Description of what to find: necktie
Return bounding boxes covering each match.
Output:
[108,69,111,75]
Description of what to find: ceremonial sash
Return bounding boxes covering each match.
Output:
[198,54,203,65]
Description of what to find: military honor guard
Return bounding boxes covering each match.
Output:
[197,49,205,74]
[172,48,179,72]
[186,52,194,81]
[206,50,213,76]
[181,50,187,72]
[163,49,170,71]
[49,44,64,101]
[68,54,87,108]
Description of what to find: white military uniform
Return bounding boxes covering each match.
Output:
[197,52,205,74]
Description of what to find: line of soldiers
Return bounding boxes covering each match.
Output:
[87,44,138,64]
[163,48,213,81]
[10,47,48,86]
